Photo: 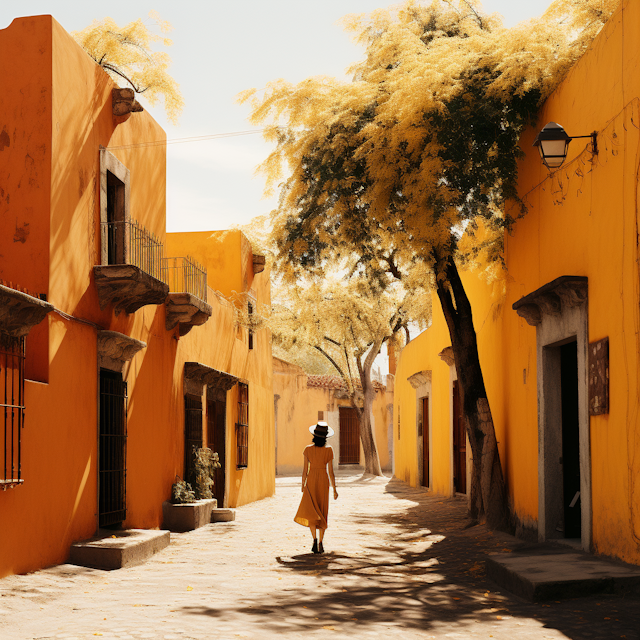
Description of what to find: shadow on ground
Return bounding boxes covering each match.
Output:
[182,478,640,639]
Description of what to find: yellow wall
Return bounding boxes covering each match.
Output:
[0,16,274,578]
[394,0,640,565]
[274,357,393,475]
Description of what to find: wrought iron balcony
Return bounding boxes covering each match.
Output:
[162,256,212,335]
[94,219,169,315]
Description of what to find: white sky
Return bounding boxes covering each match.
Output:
[1,0,553,234]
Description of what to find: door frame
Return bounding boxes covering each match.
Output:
[538,304,591,550]
[514,277,591,551]
[407,370,432,489]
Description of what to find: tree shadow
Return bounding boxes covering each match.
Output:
[177,478,640,638]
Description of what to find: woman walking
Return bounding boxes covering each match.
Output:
[294,421,338,553]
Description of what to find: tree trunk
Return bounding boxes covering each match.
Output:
[353,344,383,476]
[434,254,509,530]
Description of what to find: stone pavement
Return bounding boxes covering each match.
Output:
[1,473,639,640]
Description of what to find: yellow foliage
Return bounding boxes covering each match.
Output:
[72,12,184,124]
[239,0,616,284]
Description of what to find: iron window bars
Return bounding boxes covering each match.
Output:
[1,335,25,489]
[184,394,204,487]
[99,370,128,527]
[236,383,249,469]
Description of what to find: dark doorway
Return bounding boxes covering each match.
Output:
[184,394,203,487]
[207,398,226,507]
[106,171,125,265]
[99,369,127,528]
[561,340,581,539]
[339,407,360,465]
[452,380,467,494]
[421,396,430,488]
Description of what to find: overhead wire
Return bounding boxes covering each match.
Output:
[106,129,264,151]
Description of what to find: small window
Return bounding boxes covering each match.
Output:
[1,335,25,487]
[236,383,249,469]
[247,302,254,350]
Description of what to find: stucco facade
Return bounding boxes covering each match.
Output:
[394,0,640,566]
[0,16,274,578]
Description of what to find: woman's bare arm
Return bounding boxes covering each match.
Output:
[328,455,338,500]
[301,451,308,493]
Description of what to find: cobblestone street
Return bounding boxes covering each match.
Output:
[1,474,639,640]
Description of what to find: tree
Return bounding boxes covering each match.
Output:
[240,0,616,527]
[73,11,184,124]
[272,272,430,475]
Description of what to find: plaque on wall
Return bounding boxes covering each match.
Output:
[588,337,609,416]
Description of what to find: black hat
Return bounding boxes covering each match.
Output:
[309,421,335,438]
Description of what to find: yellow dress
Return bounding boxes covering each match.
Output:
[294,444,334,529]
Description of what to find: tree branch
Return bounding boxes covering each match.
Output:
[100,63,145,93]
[314,345,349,387]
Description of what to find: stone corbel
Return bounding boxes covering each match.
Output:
[252,255,266,274]
[513,276,588,327]
[184,362,239,397]
[438,347,455,367]
[407,370,432,389]
[97,330,146,372]
[112,88,144,123]
[0,285,53,338]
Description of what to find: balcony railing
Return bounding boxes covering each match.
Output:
[162,256,208,303]
[101,219,164,282]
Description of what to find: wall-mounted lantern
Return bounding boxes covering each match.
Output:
[533,122,598,170]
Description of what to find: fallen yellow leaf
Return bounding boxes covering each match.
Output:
[187,586,193,591]
[322,626,335,631]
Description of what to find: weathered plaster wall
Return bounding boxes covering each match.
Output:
[507,0,640,563]
[166,231,275,509]
[0,17,274,578]
[394,0,640,565]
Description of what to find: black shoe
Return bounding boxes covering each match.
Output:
[312,539,319,554]
[318,542,324,554]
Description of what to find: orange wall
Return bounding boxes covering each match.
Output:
[0,16,274,578]
[0,16,52,295]
[165,231,275,508]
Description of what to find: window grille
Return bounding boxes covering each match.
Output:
[184,394,203,486]
[1,335,25,488]
[99,370,128,527]
[236,383,249,469]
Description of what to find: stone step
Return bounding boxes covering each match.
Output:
[69,529,170,571]
[162,498,217,532]
[486,546,640,601]
[211,508,235,522]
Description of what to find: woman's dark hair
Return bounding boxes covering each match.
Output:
[312,434,327,447]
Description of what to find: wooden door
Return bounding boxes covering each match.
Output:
[207,399,226,506]
[339,407,360,465]
[422,396,429,487]
[452,380,467,494]
[184,394,203,487]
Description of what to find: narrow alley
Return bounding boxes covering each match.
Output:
[1,475,638,640]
